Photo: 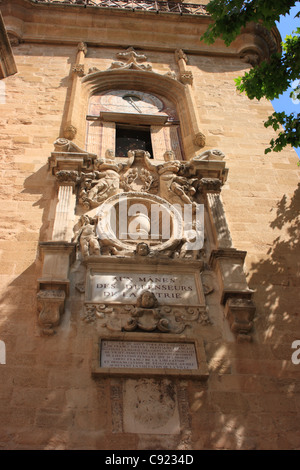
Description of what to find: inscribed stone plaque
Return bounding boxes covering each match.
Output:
[89,272,200,305]
[100,340,198,370]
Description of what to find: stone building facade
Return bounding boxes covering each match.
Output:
[0,0,299,450]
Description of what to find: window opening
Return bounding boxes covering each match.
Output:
[116,125,153,158]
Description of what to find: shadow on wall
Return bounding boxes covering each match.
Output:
[250,182,300,347]
[190,182,300,450]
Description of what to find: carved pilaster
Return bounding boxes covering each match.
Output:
[52,170,78,242]
[206,193,232,249]
[37,242,76,334]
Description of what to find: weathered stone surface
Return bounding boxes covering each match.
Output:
[0,0,299,451]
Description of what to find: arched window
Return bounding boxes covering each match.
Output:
[86,90,183,160]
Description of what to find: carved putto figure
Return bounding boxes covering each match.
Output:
[73,215,100,257]
[79,152,121,209]
[158,160,197,207]
[163,150,176,162]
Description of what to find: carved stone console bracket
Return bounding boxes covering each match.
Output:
[189,149,228,185]
[224,297,256,343]
[37,242,76,335]
[209,248,256,341]
[37,289,66,336]
[49,138,97,175]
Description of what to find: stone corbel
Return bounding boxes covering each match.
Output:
[209,249,256,341]
[37,242,76,335]
[209,249,253,304]
[37,289,66,336]
[224,297,256,342]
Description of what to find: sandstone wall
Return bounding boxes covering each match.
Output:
[0,7,300,450]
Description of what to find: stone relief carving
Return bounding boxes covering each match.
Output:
[63,125,77,140]
[72,64,85,77]
[120,168,138,191]
[55,170,79,184]
[37,289,66,335]
[77,41,87,56]
[83,291,211,332]
[123,290,171,333]
[108,47,152,71]
[197,178,222,193]
[193,132,206,148]
[239,50,261,67]
[73,215,100,257]
[193,148,225,161]
[120,167,158,193]
[53,137,87,154]
[175,49,188,64]
[79,158,121,209]
[180,71,193,85]
[158,160,197,208]
[225,297,256,342]
[7,32,21,47]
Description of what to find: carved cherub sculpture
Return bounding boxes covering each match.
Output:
[73,215,100,257]
[123,290,170,332]
[134,242,151,257]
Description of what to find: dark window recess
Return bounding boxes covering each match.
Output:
[116,127,153,158]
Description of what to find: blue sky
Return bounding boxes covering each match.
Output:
[271,2,300,157]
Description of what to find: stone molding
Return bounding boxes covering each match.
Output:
[0,11,17,79]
